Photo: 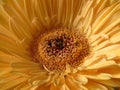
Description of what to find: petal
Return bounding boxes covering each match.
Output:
[0,77,27,90]
[94,45,120,58]
[35,84,50,90]
[2,0,30,26]
[0,34,30,59]
[0,74,19,84]
[85,59,116,70]
[65,77,80,90]
[13,81,32,90]
[50,84,61,90]
[97,79,120,87]
[92,2,120,34]
[65,75,87,90]
[29,72,51,86]
[0,68,12,76]
[0,24,19,41]
[83,8,93,37]
[81,0,93,18]
[33,0,51,28]
[83,54,106,67]
[72,74,88,85]
[109,28,120,43]
[9,17,32,40]
[23,0,36,21]
[94,0,109,14]
[11,61,40,74]
[97,17,120,35]
[85,81,108,90]
[0,51,30,64]
[99,65,120,78]
[85,73,112,80]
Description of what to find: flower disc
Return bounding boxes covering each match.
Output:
[32,28,90,71]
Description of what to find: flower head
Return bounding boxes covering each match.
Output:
[0,0,120,90]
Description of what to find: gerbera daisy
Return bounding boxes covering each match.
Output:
[0,0,120,90]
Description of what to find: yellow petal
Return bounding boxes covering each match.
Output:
[94,45,120,58]
[0,68,12,76]
[11,62,40,73]
[72,74,88,85]
[85,73,112,80]
[0,74,19,83]
[29,73,51,86]
[85,81,108,90]
[13,81,32,90]
[92,2,120,34]
[35,84,50,90]
[0,77,27,90]
[85,59,116,70]
[65,76,87,90]
[97,79,120,87]
[0,34,31,59]
[99,65,120,78]
[94,0,109,14]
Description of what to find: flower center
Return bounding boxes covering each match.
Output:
[32,28,90,71]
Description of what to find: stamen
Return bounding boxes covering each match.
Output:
[32,28,90,71]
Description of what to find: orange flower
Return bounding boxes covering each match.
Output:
[0,0,120,90]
